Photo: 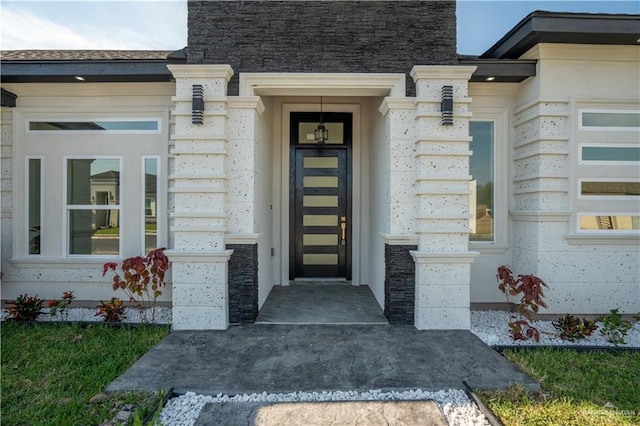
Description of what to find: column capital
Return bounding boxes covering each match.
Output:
[410,65,477,82]
[167,64,234,81]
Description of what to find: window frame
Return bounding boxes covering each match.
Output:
[468,108,509,251]
[25,156,44,256]
[579,108,640,131]
[570,99,640,238]
[63,155,123,258]
[141,155,161,254]
[27,118,161,134]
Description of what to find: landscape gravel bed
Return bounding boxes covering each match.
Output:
[158,389,489,426]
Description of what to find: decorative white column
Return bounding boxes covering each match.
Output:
[166,64,234,330]
[410,66,478,330]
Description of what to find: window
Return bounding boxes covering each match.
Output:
[580,110,640,130]
[27,157,42,255]
[573,103,640,234]
[143,157,159,254]
[469,121,495,242]
[15,110,166,260]
[65,158,121,256]
[29,120,159,132]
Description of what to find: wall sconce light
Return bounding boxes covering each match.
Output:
[441,85,454,126]
[192,84,204,125]
[314,96,329,144]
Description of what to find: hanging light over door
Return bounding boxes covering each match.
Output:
[314,96,329,144]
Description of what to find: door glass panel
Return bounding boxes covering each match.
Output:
[303,195,338,207]
[303,253,338,265]
[304,157,338,168]
[304,176,338,187]
[304,215,338,226]
[304,234,338,245]
[298,122,344,144]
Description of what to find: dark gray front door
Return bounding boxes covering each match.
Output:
[289,112,352,279]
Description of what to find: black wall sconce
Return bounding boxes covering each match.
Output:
[441,85,453,126]
[192,84,204,125]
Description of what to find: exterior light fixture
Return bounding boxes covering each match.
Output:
[192,84,204,125]
[485,76,496,81]
[315,96,329,144]
[74,76,85,81]
[441,85,454,126]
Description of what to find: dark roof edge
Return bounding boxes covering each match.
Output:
[480,11,640,59]
[1,88,18,107]
[458,57,537,83]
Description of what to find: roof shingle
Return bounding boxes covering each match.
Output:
[1,50,174,61]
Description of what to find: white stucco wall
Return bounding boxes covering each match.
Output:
[1,82,174,304]
[510,44,640,314]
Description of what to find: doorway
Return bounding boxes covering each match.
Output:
[289,112,352,280]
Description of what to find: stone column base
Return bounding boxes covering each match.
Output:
[166,250,233,330]
[227,244,258,324]
[410,251,478,330]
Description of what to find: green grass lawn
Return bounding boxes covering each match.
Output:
[1,322,170,426]
[480,348,640,425]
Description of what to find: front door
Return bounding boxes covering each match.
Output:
[290,112,352,279]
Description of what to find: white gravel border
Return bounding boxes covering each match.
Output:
[158,389,489,426]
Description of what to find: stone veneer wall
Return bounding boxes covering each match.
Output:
[187,0,457,95]
[384,244,417,324]
[227,244,259,324]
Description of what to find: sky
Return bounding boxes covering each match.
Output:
[0,0,638,56]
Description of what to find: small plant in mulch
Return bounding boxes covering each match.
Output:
[48,291,75,321]
[497,265,547,342]
[102,248,169,323]
[599,308,634,345]
[95,297,127,323]
[552,314,598,341]
[6,293,44,321]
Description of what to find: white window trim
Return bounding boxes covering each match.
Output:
[25,155,44,256]
[26,117,162,135]
[468,108,509,252]
[579,108,640,131]
[63,155,123,258]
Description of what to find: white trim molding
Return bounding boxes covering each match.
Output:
[165,250,234,262]
[410,251,480,264]
[167,64,234,81]
[225,233,261,245]
[510,211,572,222]
[239,73,406,97]
[381,233,419,246]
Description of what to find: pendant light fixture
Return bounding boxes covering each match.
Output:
[314,96,329,145]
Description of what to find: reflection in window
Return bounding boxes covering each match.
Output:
[30,120,158,131]
[67,158,120,255]
[469,121,494,241]
[582,147,640,162]
[581,182,640,196]
[580,215,640,231]
[144,157,158,254]
[298,122,344,144]
[28,158,41,254]
[582,112,640,128]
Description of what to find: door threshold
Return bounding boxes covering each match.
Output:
[290,278,353,286]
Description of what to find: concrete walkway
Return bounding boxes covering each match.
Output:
[106,324,539,395]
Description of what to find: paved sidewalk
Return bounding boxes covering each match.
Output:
[106,324,539,395]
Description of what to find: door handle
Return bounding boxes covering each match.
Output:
[340,217,346,245]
